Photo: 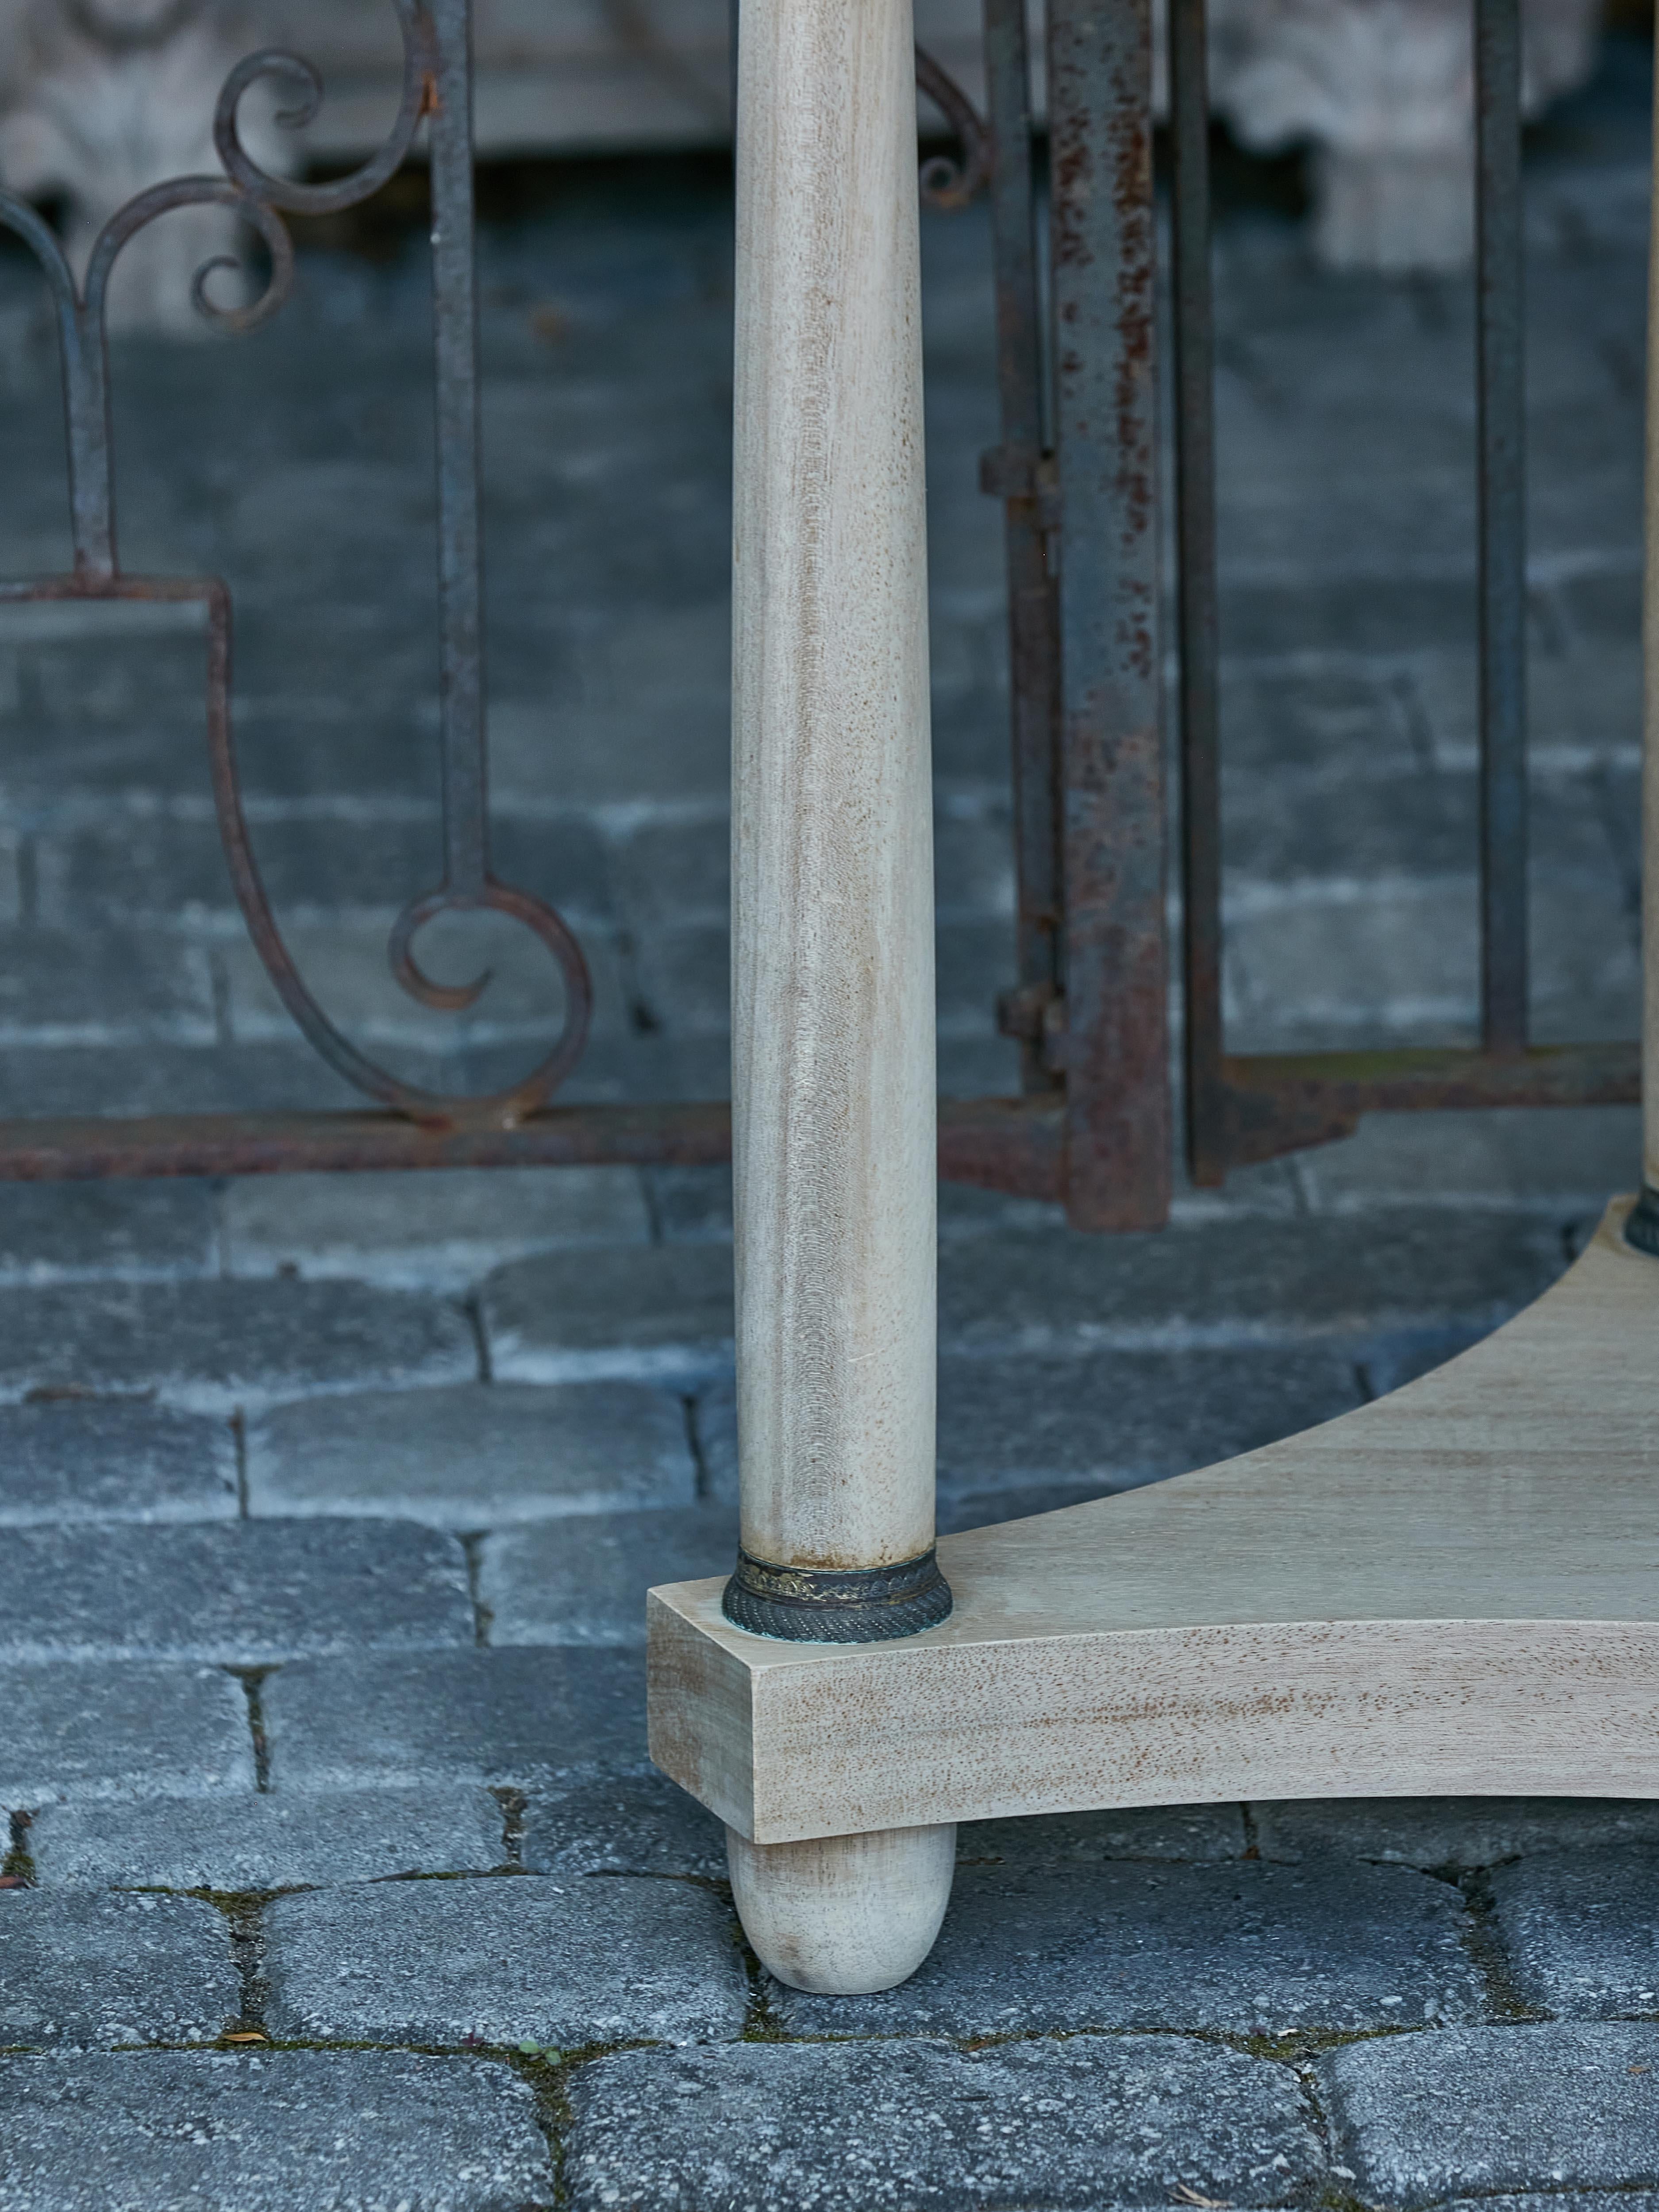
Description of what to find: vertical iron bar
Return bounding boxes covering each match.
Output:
[1170,0,1226,1185]
[429,0,490,896]
[1047,0,1170,1231]
[1475,0,1528,1054]
[982,0,1062,1091]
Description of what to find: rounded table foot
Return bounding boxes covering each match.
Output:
[726,1821,956,1994]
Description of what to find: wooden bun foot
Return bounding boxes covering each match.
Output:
[726,1821,956,1994]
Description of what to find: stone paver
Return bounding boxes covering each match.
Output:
[485,1212,1562,1394]
[935,1212,1566,1358]
[479,1505,736,1644]
[565,2035,1324,2212]
[700,1346,1366,1507]
[0,1890,236,2049]
[221,1162,650,1288]
[0,1400,237,1527]
[1317,2023,1659,2204]
[247,1381,695,1527]
[773,1860,1483,2036]
[483,1244,735,1383]
[0,1280,476,1411]
[520,1775,726,1880]
[265,1873,747,2047]
[0,1661,254,1805]
[0,2049,554,2211]
[262,1647,648,1789]
[26,1786,506,1890]
[0,1521,473,1663]
[1255,1797,1659,1867]
[1488,1846,1659,2016]
[0,1182,215,1286]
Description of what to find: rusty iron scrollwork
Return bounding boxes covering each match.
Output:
[915,44,991,212]
[0,0,591,1134]
[0,4,987,1140]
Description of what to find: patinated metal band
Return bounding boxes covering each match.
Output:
[1624,1186,1659,1258]
[721,1546,954,1643]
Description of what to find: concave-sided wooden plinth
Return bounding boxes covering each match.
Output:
[649,1199,1659,1844]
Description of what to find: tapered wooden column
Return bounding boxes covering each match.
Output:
[720,0,954,1990]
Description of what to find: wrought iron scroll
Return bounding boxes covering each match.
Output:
[0,0,592,1133]
[916,45,991,212]
[0,2,988,1143]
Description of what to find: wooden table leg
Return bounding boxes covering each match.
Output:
[721,0,955,1991]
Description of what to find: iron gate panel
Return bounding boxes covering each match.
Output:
[0,0,1640,1220]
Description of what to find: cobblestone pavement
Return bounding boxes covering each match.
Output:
[0,32,1656,2212]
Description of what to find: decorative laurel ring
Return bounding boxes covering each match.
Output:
[722,1546,953,1644]
[1624,1187,1659,1258]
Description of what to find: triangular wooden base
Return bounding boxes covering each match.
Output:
[649,1197,1659,1845]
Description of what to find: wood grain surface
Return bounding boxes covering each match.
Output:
[650,1200,1659,1841]
[728,0,937,1575]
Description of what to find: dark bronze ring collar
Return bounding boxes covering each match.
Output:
[722,1545,953,1643]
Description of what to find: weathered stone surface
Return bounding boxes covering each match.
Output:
[0,1180,216,1286]
[27,1786,506,1890]
[0,1890,237,2048]
[699,1346,1363,1505]
[1487,1846,1659,2016]
[0,1400,237,1527]
[773,1860,1482,2037]
[482,1244,734,1383]
[223,1163,650,1288]
[1317,2023,1659,2204]
[955,1804,1248,1867]
[247,1381,695,1527]
[933,1212,1565,1358]
[0,1520,473,1663]
[521,1775,726,1879]
[1293,1104,1643,1219]
[0,927,214,1046]
[565,2035,1325,2212]
[1255,1797,1659,1868]
[265,1873,747,2047]
[479,1505,736,1644]
[0,1279,476,1411]
[0,2048,554,2210]
[0,1661,254,1804]
[263,1647,648,1789]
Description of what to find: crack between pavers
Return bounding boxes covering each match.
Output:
[493,1785,528,1867]
[460,1531,494,1646]
[229,1406,249,1517]
[2,1808,36,1886]
[682,1393,712,1502]
[223,1666,274,1791]
[1446,1864,1552,2023]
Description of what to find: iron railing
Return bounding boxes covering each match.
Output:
[0,0,1639,1227]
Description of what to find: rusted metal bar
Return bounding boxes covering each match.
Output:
[981,0,1065,1096]
[1475,0,1529,1057]
[1047,0,1170,1230]
[1169,0,1227,1189]
[1218,1042,1640,1169]
[0,1096,1066,1195]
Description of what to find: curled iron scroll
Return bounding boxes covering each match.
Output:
[915,46,991,212]
[1,0,593,1131]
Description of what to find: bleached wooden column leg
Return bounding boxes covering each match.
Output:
[1628,54,1659,1258]
[719,0,954,1992]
